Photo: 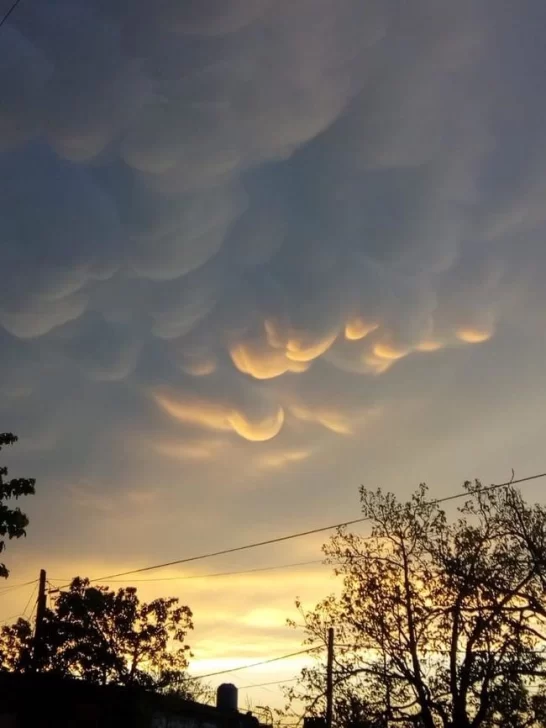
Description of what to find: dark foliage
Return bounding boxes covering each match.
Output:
[288,482,546,728]
[0,577,194,693]
[0,433,36,579]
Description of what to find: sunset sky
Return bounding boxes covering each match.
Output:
[1,0,546,712]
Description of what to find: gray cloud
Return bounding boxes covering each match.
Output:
[1,0,546,539]
[0,145,120,337]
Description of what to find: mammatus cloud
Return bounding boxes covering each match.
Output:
[456,328,493,345]
[0,0,544,465]
[4,4,546,701]
[155,390,285,443]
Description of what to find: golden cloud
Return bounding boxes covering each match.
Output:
[228,408,285,442]
[344,317,379,341]
[284,331,339,362]
[290,405,353,435]
[257,449,312,470]
[154,392,284,442]
[456,327,493,344]
[230,341,310,379]
[230,320,339,380]
[416,339,444,352]
[264,319,338,362]
[373,341,410,361]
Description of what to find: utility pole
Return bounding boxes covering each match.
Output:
[326,627,334,728]
[32,568,47,672]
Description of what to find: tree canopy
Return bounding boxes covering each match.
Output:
[288,481,546,728]
[0,577,195,693]
[0,433,36,579]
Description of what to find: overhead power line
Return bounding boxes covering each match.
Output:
[0,580,38,625]
[240,677,299,689]
[0,0,23,30]
[0,579,38,598]
[49,559,326,586]
[50,516,369,591]
[194,646,324,680]
[27,599,38,623]
[0,578,37,591]
[21,582,38,620]
[49,471,546,594]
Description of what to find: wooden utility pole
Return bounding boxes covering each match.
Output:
[326,627,334,728]
[32,568,47,671]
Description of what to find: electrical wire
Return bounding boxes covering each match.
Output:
[49,559,327,586]
[100,558,326,582]
[26,598,37,623]
[21,582,38,620]
[0,0,23,29]
[194,646,324,680]
[240,677,299,689]
[49,471,546,593]
[0,579,37,596]
[239,644,546,691]
[0,580,39,626]
[49,517,368,590]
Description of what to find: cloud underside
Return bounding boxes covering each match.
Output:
[0,0,544,462]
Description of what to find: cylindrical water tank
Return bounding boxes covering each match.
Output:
[217,683,238,711]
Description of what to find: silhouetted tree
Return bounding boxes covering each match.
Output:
[287,482,546,728]
[0,618,33,673]
[0,433,36,579]
[0,577,195,693]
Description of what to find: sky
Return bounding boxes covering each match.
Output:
[2,0,546,712]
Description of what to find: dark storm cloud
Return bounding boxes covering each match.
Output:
[1,0,545,486]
